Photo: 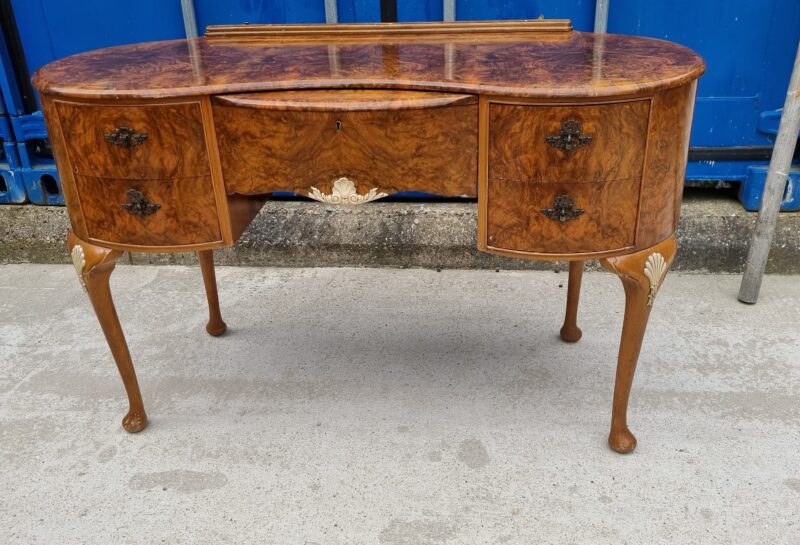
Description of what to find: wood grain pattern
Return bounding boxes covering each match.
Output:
[40,95,87,236]
[488,99,650,183]
[213,95,478,196]
[35,23,704,450]
[32,30,704,101]
[601,235,677,453]
[636,82,698,247]
[205,20,574,42]
[215,89,477,111]
[55,100,209,180]
[486,178,640,254]
[75,174,222,247]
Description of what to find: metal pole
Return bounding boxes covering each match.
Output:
[594,0,609,33]
[443,0,455,22]
[738,41,800,304]
[180,0,198,39]
[325,0,338,24]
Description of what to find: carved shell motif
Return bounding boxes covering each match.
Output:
[308,177,388,205]
[643,252,667,306]
[71,245,88,293]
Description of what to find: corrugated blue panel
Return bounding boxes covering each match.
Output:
[397,0,443,21]
[608,0,800,148]
[455,0,594,30]
[0,24,24,115]
[10,0,186,76]
[337,1,381,23]
[194,1,326,29]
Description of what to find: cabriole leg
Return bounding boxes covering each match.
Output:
[68,231,147,433]
[600,236,677,454]
[198,250,227,336]
[560,260,584,342]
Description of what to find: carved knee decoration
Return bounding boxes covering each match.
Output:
[68,231,148,433]
[600,236,676,453]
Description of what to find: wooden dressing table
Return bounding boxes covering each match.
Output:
[33,20,704,453]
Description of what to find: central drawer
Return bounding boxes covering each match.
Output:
[212,90,479,197]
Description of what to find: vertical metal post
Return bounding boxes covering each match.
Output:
[443,0,455,22]
[594,0,609,33]
[325,0,338,24]
[180,0,198,39]
[738,41,800,304]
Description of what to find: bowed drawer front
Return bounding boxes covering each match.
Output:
[212,90,479,197]
[483,99,651,256]
[488,100,651,184]
[55,101,210,179]
[53,99,223,248]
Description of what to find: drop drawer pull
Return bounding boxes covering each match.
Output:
[121,189,160,216]
[105,127,148,148]
[541,194,584,222]
[545,118,592,154]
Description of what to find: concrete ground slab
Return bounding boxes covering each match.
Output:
[1,265,798,544]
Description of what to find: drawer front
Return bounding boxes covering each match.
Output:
[55,101,210,180]
[489,100,650,184]
[213,94,478,197]
[486,178,640,254]
[75,175,221,247]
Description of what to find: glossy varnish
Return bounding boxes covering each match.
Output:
[33,23,704,101]
[213,89,479,197]
[35,21,704,453]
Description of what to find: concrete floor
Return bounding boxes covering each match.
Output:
[1,264,798,544]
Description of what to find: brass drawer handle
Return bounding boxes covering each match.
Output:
[541,195,584,222]
[105,127,148,148]
[545,118,592,154]
[121,189,160,216]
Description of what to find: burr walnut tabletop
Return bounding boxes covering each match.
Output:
[35,20,704,453]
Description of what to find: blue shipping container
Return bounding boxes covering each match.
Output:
[5,0,800,203]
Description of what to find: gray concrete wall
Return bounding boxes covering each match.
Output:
[1,190,798,272]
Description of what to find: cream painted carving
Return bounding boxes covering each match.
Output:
[71,245,88,293]
[308,177,388,205]
[643,252,667,306]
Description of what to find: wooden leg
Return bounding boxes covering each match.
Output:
[560,260,584,342]
[600,235,677,454]
[68,231,147,433]
[198,250,227,336]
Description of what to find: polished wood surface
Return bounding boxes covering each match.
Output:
[601,235,677,453]
[74,174,222,247]
[36,21,703,452]
[560,261,584,343]
[488,99,650,184]
[198,250,227,336]
[67,231,147,433]
[637,82,699,247]
[205,20,574,42]
[55,100,209,179]
[213,90,478,197]
[214,89,477,111]
[486,177,640,254]
[33,25,704,101]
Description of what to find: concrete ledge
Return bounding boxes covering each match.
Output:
[1,189,798,272]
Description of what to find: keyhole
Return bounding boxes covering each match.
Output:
[335,120,342,132]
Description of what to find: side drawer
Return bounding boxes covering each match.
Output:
[55,100,210,180]
[212,90,479,197]
[489,100,650,184]
[486,178,641,254]
[75,175,222,247]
